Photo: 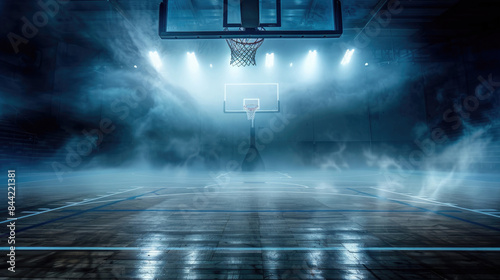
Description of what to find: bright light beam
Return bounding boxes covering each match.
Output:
[266,53,274,68]
[148,51,162,70]
[304,50,318,73]
[187,52,199,70]
[341,49,355,65]
[307,50,318,62]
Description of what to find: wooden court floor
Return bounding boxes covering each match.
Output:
[1,171,500,279]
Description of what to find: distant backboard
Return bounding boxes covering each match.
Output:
[159,0,343,39]
[224,83,279,113]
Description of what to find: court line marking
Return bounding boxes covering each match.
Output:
[136,192,434,202]
[0,188,165,238]
[276,171,292,178]
[349,188,500,232]
[215,172,230,179]
[266,182,309,188]
[2,247,500,252]
[204,183,229,189]
[69,191,445,208]
[0,187,143,224]
[371,187,500,219]
[61,209,461,213]
[203,182,309,189]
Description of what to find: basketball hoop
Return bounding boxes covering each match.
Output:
[243,98,260,127]
[244,105,259,120]
[225,28,264,67]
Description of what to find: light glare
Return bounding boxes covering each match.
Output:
[265,53,274,68]
[187,52,199,70]
[341,49,355,65]
[148,51,162,70]
[305,49,318,68]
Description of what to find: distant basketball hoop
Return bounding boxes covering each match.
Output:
[225,28,264,67]
[243,98,260,127]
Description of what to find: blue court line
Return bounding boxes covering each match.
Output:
[348,188,500,232]
[0,188,166,238]
[1,247,500,252]
[59,209,462,213]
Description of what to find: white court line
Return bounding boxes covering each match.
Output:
[3,246,500,252]
[71,190,445,208]
[204,183,232,189]
[0,187,143,224]
[21,211,39,214]
[275,171,292,178]
[216,172,230,179]
[371,187,500,219]
[203,182,309,189]
[266,182,308,188]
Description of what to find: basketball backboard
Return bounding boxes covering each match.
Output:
[159,0,343,39]
[224,83,279,113]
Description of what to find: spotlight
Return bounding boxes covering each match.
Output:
[305,49,318,69]
[186,52,199,70]
[148,51,162,70]
[341,49,355,65]
[133,65,138,68]
[265,53,274,68]
[290,63,293,67]
[365,63,369,66]
[210,64,213,68]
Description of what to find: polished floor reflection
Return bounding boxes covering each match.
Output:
[2,170,500,279]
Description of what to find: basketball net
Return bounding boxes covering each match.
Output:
[225,28,265,67]
[244,105,259,128]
